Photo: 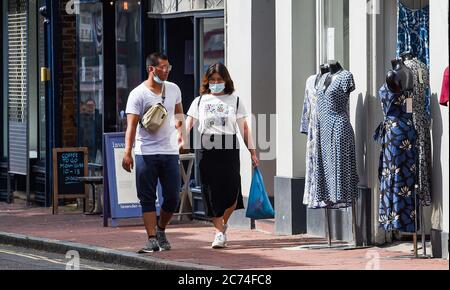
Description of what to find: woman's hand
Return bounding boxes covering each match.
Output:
[250,149,259,168]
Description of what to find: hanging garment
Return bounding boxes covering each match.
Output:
[397,1,431,115]
[313,70,359,209]
[404,58,432,206]
[300,74,328,208]
[374,85,417,233]
[397,1,430,67]
[440,67,449,106]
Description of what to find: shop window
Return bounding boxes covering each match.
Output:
[116,0,142,132]
[7,0,29,175]
[150,0,224,14]
[1,0,5,160]
[38,0,45,159]
[199,17,225,74]
[77,2,104,163]
[318,0,349,69]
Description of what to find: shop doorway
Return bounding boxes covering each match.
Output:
[145,12,225,213]
[165,17,195,110]
[146,13,225,114]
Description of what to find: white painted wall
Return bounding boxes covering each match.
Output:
[275,0,294,178]
[349,0,381,242]
[348,0,369,189]
[251,0,276,197]
[226,0,253,197]
[430,0,449,235]
[275,0,315,179]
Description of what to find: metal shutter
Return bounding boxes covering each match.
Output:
[8,0,28,175]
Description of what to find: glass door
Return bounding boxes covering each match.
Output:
[195,16,224,99]
[318,0,349,69]
[115,0,142,132]
[38,0,46,160]
[77,1,104,164]
[193,15,224,185]
[198,17,224,75]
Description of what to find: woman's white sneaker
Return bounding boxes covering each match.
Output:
[223,224,229,245]
[212,232,227,249]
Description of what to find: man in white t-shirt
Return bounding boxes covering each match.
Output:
[123,52,185,253]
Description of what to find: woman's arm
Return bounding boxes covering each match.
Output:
[237,118,259,167]
[186,116,197,134]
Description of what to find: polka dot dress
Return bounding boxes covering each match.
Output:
[313,70,359,209]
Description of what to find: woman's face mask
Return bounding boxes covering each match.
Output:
[209,83,226,94]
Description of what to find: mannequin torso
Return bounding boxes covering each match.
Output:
[323,61,343,92]
[386,59,414,93]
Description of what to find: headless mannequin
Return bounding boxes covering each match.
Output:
[320,64,330,75]
[323,61,343,91]
[315,64,330,88]
[400,51,415,62]
[386,58,414,93]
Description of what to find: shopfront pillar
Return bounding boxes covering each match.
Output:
[274,0,316,235]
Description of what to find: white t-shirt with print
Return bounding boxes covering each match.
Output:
[187,94,248,135]
[126,81,182,155]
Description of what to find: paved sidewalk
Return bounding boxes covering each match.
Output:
[0,203,448,270]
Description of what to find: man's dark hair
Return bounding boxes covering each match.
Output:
[146,52,168,71]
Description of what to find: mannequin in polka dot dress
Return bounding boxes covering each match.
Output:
[313,61,359,209]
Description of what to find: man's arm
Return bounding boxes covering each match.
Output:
[122,114,139,172]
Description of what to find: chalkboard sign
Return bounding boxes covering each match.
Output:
[53,148,89,214]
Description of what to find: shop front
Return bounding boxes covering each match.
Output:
[1,0,48,205]
[1,0,227,209]
[75,0,225,161]
[272,0,449,258]
[1,0,448,260]
[73,0,225,215]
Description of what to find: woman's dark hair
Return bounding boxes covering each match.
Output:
[200,63,235,96]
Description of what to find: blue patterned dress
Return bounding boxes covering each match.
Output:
[300,74,328,208]
[374,85,417,233]
[314,70,359,209]
[397,1,429,67]
[397,0,430,114]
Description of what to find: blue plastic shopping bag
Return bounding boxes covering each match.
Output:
[246,168,275,220]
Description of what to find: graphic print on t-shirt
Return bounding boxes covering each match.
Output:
[204,103,232,129]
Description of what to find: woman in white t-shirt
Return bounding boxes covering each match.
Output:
[186,63,259,249]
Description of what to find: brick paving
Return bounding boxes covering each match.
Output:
[0,202,448,270]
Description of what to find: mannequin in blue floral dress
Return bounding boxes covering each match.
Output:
[374,67,418,233]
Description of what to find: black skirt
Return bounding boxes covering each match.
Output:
[198,134,245,218]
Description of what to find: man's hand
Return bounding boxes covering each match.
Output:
[122,151,134,173]
[123,114,139,173]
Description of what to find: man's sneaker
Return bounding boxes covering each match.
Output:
[212,232,227,249]
[138,237,160,254]
[156,228,171,251]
